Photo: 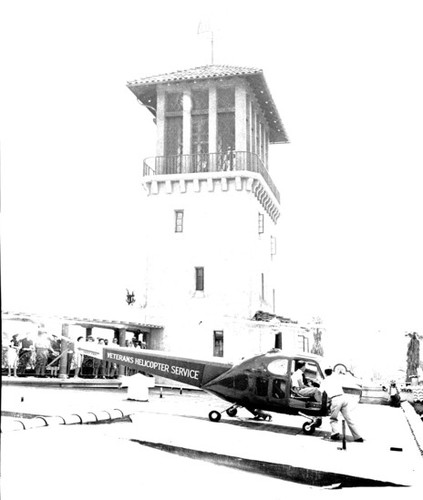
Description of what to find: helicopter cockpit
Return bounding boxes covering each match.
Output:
[289,359,323,400]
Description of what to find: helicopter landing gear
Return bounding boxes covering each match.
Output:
[302,421,316,435]
[299,412,322,435]
[225,404,239,417]
[249,408,272,421]
[208,410,222,422]
[208,404,239,422]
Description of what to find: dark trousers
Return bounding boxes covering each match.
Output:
[18,350,32,375]
[35,348,49,376]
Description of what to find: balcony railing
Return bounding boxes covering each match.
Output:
[143,151,280,203]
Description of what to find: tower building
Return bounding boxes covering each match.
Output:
[127,65,302,359]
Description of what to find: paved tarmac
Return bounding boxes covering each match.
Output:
[1,382,423,498]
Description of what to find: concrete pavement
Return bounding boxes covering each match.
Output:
[2,383,423,492]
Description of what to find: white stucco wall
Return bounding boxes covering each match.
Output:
[138,174,280,358]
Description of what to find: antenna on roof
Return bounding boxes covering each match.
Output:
[197,20,214,64]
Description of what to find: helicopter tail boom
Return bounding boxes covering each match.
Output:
[103,346,232,388]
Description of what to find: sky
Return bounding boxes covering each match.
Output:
[1,0,423,376]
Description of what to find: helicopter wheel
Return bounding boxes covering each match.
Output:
[226,407,238,417]
[209,410,222,422]
[302,421,316,435]
[314,417,322,428]
[253,412,272,421]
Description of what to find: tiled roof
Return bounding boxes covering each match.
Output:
[127,64,288,143]
[252,310,298,324]
[127,65,262,86]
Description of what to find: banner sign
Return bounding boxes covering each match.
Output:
[103,347,205,387]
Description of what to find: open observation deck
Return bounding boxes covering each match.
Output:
[143,151,280,203]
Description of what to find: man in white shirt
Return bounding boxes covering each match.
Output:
[291,361,321,402]
[319,368,364,442]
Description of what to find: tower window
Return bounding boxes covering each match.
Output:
[195,267,204,291]
[217,86,235,110]
[164,115,183,168]
[213,330,224,357]
[192,89,209,111]
[175,210,184,233]
[165,91,183,112]
[191,115,209,171]
[298,335,310,353]
[274,332,282,349]
[258,213,264,234]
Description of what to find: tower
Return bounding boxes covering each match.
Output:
[127,65,289,358]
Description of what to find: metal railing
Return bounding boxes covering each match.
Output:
[143,151,280,203]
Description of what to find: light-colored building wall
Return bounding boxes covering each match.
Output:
[139,174,279,358]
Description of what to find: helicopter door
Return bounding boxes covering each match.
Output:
[266,358,289,402]
[255,376,269,398]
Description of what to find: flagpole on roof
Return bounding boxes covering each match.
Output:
[211,30,214,64]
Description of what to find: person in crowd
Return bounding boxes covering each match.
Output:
[124,338,134,374]
[82,336,95,377]
[63,336,75,376]
[46,334,61,377]
[291,361,321,402]
[17,332,34,376]
[102,339,109,378]
[319,367,364,442]
[7,334,20,377]
[93,338,105,378]
[2,331,9,370]
[34,329,51,377]
[108,337,119,378]
[72,336,85,378]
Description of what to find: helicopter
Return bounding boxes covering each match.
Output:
[101,345,363,434]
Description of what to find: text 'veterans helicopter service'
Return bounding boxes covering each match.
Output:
[92,344,362,434]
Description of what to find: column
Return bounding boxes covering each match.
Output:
[209,85,217,171]
[235,84,247,152]
[118,328,126,378]
[156,88,165,157]
[182,89,191,172]
[58,323,69,379]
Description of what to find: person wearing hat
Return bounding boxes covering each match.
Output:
[319,367,364,442]
[8,334,20,377]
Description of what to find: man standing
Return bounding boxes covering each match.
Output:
[319,368,364,442]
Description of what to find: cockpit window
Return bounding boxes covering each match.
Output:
[292,360,322,383]
[267,359,288,376]
[218,377,234,388]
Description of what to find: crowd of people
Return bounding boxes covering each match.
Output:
[2,329,146,378]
